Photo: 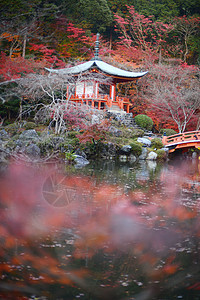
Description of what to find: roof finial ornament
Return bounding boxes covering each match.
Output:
[94,33,101,61]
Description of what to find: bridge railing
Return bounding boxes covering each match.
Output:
[162,130,200,146]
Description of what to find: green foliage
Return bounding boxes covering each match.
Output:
[175,0,200,16]
[67,131,79,139]
[131,128,145,138]
[23,122,36,130]
[69,137,80,147]
[129,141,142,157]
[134,115,153,131]
[150,138,163,149]
[160,128,177,136]
[0,99,20,120]
[4,139,16,150]
[37,134,67,155]
[65,151,76,162]
[78,0,113,32]
[4,123,20,136]
[156,149,167,160]
[130,0,179,20]
[37,137,54,155]
[0,0,58,25]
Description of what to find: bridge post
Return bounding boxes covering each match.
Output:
[162,132,167,145]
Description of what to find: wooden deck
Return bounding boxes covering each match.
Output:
[69,95,132,113]
[162,131,200,153]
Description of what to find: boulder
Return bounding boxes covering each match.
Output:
[121,145,132,154]
[19,129,40,141]
[147,151,157,160]
[74,149,87,159]
[0,146,10,163]
[108,126,122,137]
[139,148,148,160]
[100,142,117,159]
[74,155,89,167]
[15,139,24,148]
[0,129,10,141]
[91,114,101,125]
[25,143,41,159]
[137,137,151,147]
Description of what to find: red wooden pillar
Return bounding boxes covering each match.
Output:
[110,84,116,100]
[93,81,96,98]
[95,81,99,98]
[66,86,69,99]
[105,95,108,107]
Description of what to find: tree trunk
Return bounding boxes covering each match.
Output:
[183,36,188,63]
[19,98,22,122]
[158,46,162,64]
[109,28,112,57]
[196,117,200,130]
[22,34,27,59]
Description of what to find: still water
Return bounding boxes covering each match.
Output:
[0,159,200,300]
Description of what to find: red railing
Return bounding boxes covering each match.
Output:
[162,131,200,146]
[69,94,132,112]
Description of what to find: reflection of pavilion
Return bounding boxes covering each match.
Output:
[46,34,148,113]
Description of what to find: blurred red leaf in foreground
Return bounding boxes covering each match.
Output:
[0,160,199,299]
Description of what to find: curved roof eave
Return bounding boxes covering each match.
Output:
[45,60,148,79]
[95,60,148,78]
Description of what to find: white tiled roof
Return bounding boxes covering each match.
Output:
[46,60,148,79]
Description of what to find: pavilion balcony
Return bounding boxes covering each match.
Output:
[69,94,132,113]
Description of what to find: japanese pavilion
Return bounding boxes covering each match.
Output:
[46,34,148,113]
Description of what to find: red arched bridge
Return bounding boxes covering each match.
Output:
[162,131,200,153]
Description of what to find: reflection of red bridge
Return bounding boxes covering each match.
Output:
[162,131,200,153]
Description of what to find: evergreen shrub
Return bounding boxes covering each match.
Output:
[134,114,153,131]
[4,123,20,136]
[160,128,177,136]
[24,122,36,130]
[70,137,80,147]
[151,138,163,149]
[156,149,167,160]
[67,131,79,139]
[129,142,142,157]
[65,151,76,162]
[131,128,144,138]
[37,137,54,155]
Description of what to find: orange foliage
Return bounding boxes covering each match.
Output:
[1,32,19,42]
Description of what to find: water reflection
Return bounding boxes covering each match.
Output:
[72,159,165,193]
[0,159,200,300]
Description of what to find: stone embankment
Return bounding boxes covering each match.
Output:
[0,120,168,167]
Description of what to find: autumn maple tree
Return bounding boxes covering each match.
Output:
[114,5,174,64]
[172,15,200,63]
[144,63,200,133]
[77,120,110,145]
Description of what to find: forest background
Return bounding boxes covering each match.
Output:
[0,0,200,132]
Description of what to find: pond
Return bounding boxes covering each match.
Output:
[0,158,200,300]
